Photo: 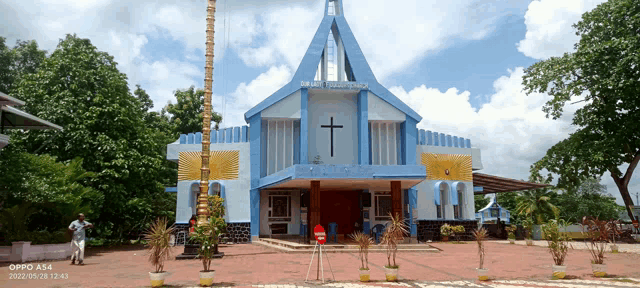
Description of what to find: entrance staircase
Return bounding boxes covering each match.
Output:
[255,238,440,253]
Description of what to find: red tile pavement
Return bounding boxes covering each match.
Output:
[1,241,639,287]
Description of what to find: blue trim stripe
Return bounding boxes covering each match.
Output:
[419,130,426,145]
[466,139,471,148]
[187,133,195,144]
[434,181,442,206]
[225,128,232,143]
[446,135,452,147]
[474,187,484,192]
[211,130,217,143]
[195,132,202,144]
[451,182,460,206]
[459,137,465,148]
[453,136,458,148]
[300,88,309,164]
[241,126,248,142]
[218,129,224,143]
[180,134,187,144]
[440,134,446,147]
[233,127,240,143]
[426,130,433,145]
[433,132,439,146]
[164,187,177,193]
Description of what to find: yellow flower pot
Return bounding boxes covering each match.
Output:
[592,264,607,277]
[359,269,370,282]
[200,270,215,286]
[552,265,566,279]
[476,268,488,281]
[149,272,166,287]
[385,267,398,281]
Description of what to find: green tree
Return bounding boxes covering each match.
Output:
[556,178,623,223]
[515,173,559,224]
[474,195,490,213]
[163,86,222,135]
[0,37,47,94]
[10,34,174,239]
[522,0,640,220]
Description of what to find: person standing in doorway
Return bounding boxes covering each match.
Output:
[68,213,93,265]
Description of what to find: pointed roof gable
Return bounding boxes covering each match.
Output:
[244,0,422,123]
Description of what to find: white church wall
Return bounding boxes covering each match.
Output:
[308,91,358,164]
[369,121,400,165]
[368,92,405,121]
[265,119,296,175]
[262,90,301,119]
[173,142,251,224]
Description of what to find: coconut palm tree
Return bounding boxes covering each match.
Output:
[516,188,559,224]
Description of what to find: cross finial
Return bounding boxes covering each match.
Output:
[325,0,343,16]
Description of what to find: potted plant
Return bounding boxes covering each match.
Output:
[523,218,534,246]
[542,219,571,279]
[380,212,408,282]
[581,217,610,277]
[609,220,620,253]
[440,224,453,242]
[506,225,517,244]
[143,217,175,287]
[452,225,465,243]
[473,227,489,281]
[349,231,374,282]
[190,217,220,286]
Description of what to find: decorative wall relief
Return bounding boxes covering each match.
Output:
[178,151,239,180]
[421,153,472,181]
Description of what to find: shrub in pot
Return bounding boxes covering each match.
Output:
[542,219,571,279]
[581,217,610,277]
[190,217,220,286]
[452,225,465,243]
[523,218,534,246]
[143,218,175,287]
[349,231,374,282]
[506,225,517,244]
[440,224,452,242]
[609,220,620,253]
[473,227,489,281]
[380,212,408,281]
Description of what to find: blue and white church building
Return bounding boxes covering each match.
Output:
[167,0,494,243]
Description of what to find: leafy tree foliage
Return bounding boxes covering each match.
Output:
[0,148,99,244]
[474,195,490,213]
[0,37,47,94]
[9,34,175,239]
[522,0,640,219]
[556,178,623,223]
[163,86,222,134]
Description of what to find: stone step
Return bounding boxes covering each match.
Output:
[255,239,439,253]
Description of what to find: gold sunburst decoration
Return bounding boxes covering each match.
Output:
[421,153,471,181]
[178,150,239,180]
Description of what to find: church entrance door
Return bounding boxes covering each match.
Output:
[320,190,361,239]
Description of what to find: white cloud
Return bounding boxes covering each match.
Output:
[392,67,637,205]
[139,59,201,109]
[517,0,607,59]
[234,0,529,80]
[215,65,292,128]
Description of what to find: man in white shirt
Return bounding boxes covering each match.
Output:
[68,213,93,265]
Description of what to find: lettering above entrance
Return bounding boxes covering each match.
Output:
[178,151,239,180]
[301,81,368,90]
[421,153,471,181]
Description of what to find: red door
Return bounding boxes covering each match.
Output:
[320,191,360,236]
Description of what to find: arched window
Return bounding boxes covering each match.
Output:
[434,181,449,219]
[452,182,466,219]
[210,182,221,197]
[191,183,200,216]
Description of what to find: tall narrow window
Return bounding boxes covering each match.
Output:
[439,185,448,219]
[191,184,199,216]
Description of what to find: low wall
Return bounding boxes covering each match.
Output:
[417,220,478,242]
[1,242,72,263]
[532,224,590,240]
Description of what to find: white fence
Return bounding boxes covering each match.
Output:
[0,241,72,263]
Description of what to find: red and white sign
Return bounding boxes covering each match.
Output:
[633,220,639,229]
[314,224,326,245]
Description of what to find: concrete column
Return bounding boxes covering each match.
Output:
[10,241,31,263]
[309,181,321,240]
[391,181,402,219]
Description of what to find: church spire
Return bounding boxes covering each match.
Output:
[325,0,343,16]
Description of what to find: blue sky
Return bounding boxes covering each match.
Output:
[1,0,637,207]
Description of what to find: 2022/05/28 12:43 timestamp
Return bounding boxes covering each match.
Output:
[9,273,69,280]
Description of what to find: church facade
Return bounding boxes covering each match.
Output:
[166,0,483,243]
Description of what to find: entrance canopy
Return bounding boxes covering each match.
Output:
[1,105,63,131]
[472,173,550,195]
[258,164,426,190]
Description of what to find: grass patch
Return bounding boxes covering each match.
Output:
[444,241,467,244]
[610,279,640,283]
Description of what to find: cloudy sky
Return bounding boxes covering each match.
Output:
[2,0,637,205]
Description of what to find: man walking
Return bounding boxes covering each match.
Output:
[68,213,93,265]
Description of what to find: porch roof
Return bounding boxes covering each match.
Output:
[472,173,551,195]
[257,164,426,190]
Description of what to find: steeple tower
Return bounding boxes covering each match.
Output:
[325,0,343,16]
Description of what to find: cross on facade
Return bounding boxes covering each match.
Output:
[320,117,343,157]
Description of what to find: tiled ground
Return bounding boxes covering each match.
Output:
[497,240,640,254]
[1,241,639,287]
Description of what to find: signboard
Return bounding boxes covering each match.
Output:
[314,224,326,245]
[633,220,639,229]
[301,81,368,90]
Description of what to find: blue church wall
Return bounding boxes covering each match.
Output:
[307,91,358,165]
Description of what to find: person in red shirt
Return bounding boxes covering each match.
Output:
[189,215,197,233]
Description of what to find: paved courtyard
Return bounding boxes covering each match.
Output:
[1,241,639,287]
